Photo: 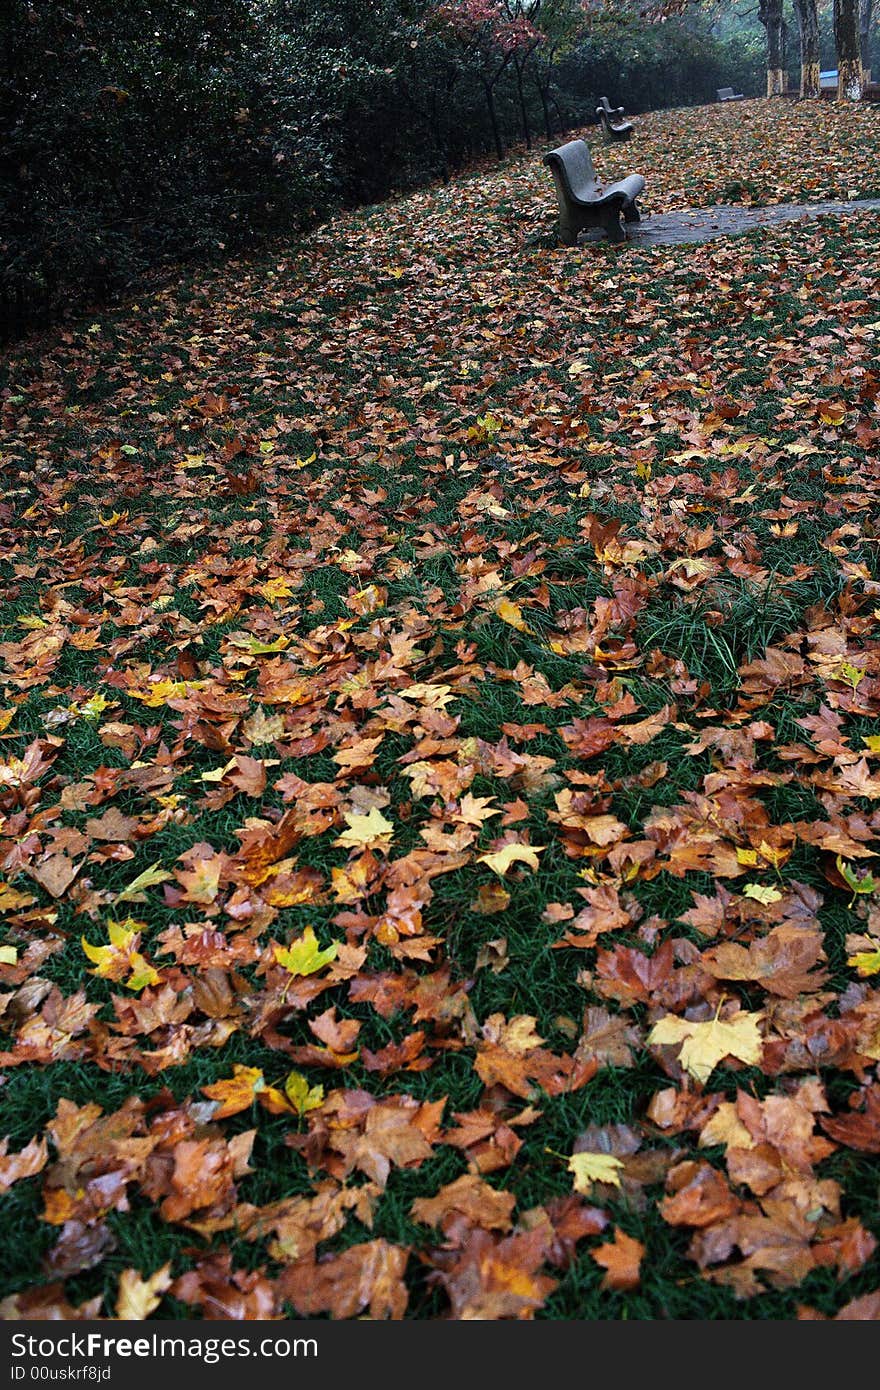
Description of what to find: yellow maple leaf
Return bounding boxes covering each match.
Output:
[82,918,159,991]
[568,1152,624,1192]
[334,806,395,851]
[133,678,205,708]
[468,411,503,443]
[741,883,782,904]
[698,1102,754,1152]
[125,955,161,992]
[225,633,290,655]
[348,584,387,616]
[647,1011,763,1085]
[848,949,880,977]
[736,841,789,871]
[202,1064,266,1118]
[283,1069,325,1115]
[115,1264,173,1320]
[115,862,172,905]
[456,793,501,827]
[261,576,295,602]
[0,883,35,912]
[201,757,237,783]
[494,598,531,633]
[82,918,140,976]
[78,693,108,722]
[836,661,865,692]
[274,925,338,977]
[477,842,545,876]
[755,840,790,869]
[399,682,453,708]
[667,556,713,579]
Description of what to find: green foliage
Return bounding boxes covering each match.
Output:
[558,13,766,118]
[0,1,334,319]
[0,0,780,335]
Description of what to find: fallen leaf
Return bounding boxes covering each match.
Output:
[647,1011,763,1085]
[115,1264,173,1320]
[477,842,545,876]
[568,1152,624,1191]
[591,1229,644,1290]
[334,807,395,852]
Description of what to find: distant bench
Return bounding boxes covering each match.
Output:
[717,86,745,101]
[596,95,633,142]
[543,138,644,245]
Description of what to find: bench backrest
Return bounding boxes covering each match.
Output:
[717,87,734,98]
[598,96,614,113]
[543,139,596,202]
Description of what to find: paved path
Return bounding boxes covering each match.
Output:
[580,198,880,246]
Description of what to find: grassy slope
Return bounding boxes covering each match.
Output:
[1,98,880,1319]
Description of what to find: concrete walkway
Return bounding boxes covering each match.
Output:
[580,198,880,246]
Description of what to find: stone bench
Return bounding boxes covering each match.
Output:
[543,138,644,245]
[717,86,745,101]
[596,96,633,142]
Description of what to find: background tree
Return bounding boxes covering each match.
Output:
[758,0,787,91]
[434,0,542,157]
[530,0,587,138]
[501,0,547,148]
[793,0,821,93]
[859,0,874,75]
[834,0,863,94]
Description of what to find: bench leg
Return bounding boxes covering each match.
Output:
[603,214,626,243]
[557,212,577,246]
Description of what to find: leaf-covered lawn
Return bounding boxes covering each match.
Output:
[2,97,880,1321]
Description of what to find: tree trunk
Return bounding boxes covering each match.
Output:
[533,41,558,141]
[835,0,864,96]
[794,0,821,94]
[483,79,505,159]
[514,60,531,148]
[759,0,786,93]
[860,0,873,80]
[536,79,553,140]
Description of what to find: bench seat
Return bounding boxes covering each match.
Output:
[543,138,645,245]
[596,96,633,142]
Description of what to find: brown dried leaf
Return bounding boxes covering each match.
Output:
[278,1239,409,1319]
[591,1229,645,1291]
